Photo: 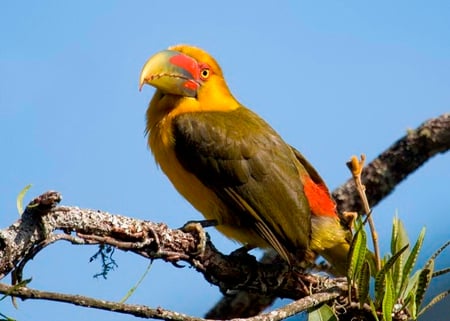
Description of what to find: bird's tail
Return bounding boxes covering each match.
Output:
[310,215,352,276]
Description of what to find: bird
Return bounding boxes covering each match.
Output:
[139,44,352,275]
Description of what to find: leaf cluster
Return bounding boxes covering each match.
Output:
[309,216,449,321]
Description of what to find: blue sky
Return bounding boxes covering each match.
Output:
[1,2,449,320]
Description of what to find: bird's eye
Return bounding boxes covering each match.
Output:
[200,68,210,80]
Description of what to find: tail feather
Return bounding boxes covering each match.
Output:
[310,215,351,276]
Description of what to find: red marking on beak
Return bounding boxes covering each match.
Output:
[183,79,199,91]
[169,54,199,79]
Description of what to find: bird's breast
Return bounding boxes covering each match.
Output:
[148,115,272,248]
[149,116,225,222]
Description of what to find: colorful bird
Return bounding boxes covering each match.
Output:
[139,45,352,275]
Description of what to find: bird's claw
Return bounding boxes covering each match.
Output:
[342,211,358,230]
[180,220,216,257]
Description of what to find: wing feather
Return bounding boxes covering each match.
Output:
[172,107,312,260]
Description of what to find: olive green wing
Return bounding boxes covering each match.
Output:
[172,107,312,261]
[290,146,330,193]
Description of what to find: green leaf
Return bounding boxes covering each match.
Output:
[369,300,380,321]
[366,250,378,279]
[358,260,371,309]
[375,244,409,303]
[427,240,450,264]
[418,289,450,317]
[403,269,420,299]
[390,215,399,255]
[308,304,337,321]
[347,223,367,283]
[391,216,410,257]
[411,239,450,317]
[391,217,411,297]
[16,184,32,215]
[415,259,434,311]
[432,267,450,278]
[382,274,394,321]
[402,292,413,315]
[400,227,425,295]
[403,269,421,319]
[407,291,418,320]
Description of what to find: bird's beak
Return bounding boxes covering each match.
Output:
[139,50,200,97]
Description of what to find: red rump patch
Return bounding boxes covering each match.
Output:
[169,54,199,79]
[302,175,338,217]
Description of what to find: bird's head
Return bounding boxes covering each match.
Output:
[139,45,236,106]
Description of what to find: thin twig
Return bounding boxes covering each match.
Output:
[237,291,341,321]
[0,282,340,321]
[346,155,381,271]
[0,282,202,321]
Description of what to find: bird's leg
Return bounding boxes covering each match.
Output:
[342,211,358,231]
[180,219,217,257]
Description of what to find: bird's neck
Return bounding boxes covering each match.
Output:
[146,86,241,134]
[145,91,181,134]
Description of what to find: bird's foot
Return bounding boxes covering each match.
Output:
[180,220,217,257]
[342,211,358,230]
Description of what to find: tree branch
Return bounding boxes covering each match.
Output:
[0,192,348,319]
[206,113,450,318]
[0,192,347,305]
[0,282,202,321]
[0,114,448,320]
[333,113,450,213]
[0,282,342,321]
